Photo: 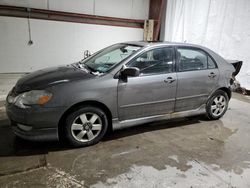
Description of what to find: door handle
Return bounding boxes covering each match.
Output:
[164,77,176,84]
[208,72,217,78]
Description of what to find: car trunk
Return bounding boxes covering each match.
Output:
[227,60,243,76]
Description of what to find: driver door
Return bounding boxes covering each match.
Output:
[117,47,177,121]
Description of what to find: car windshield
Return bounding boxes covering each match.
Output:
[80,44,142,73]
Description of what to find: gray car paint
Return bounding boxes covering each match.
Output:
[6,41,236,140]
[13,65,96,94]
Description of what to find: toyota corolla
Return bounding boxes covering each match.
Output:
[6,42,242,147]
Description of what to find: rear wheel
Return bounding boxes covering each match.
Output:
[206,90,229,120]
[64,106,108,147]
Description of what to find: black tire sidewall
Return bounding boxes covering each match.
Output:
[64,106,108,147]
[206,90,229,120]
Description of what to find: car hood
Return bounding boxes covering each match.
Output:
[14,65,95,94]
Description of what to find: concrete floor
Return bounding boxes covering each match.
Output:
[0,74,250,187]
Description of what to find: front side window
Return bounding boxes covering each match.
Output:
[128,47,174,75]
[81,44,142,73]
[177,48,217,72]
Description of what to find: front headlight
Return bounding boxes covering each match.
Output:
[15,90,53,108]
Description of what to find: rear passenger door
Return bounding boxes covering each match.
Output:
[175,47,219,112]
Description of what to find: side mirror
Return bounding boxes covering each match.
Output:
[121,67,140,77]
[84,50,91,58]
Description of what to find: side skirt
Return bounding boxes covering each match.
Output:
[112,105,206,130]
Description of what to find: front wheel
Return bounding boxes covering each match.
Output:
[206,90,229,120]
[63,106,108,147]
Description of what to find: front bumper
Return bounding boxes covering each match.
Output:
[6,103,66,141]
[12,123,58,141]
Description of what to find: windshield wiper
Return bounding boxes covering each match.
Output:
[79,63,103,75]
[74,62,90,72]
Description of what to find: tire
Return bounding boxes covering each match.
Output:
[63,106,108,147]
[206,90,229,120]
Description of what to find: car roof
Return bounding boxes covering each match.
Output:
[121,41,228,67]
[123,41,207,49]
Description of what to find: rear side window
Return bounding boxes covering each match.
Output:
[208,56,216,69]
[128,47,174,75]
[177,48,217,72]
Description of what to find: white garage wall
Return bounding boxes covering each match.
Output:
[164,0,250,90]
[0,0,148,73]
[0,0,149,20]
[0,0,48,9]
[0,16,143,73]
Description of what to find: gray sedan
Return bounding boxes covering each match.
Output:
[6,41,241,147]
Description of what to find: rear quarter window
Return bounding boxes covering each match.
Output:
[177,48,217,72]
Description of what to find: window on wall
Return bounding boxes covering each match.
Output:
[128,47,174,75]
[177,48,217,72]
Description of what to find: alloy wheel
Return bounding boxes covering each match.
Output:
[211,95,226,117]
[71,113,102,142]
